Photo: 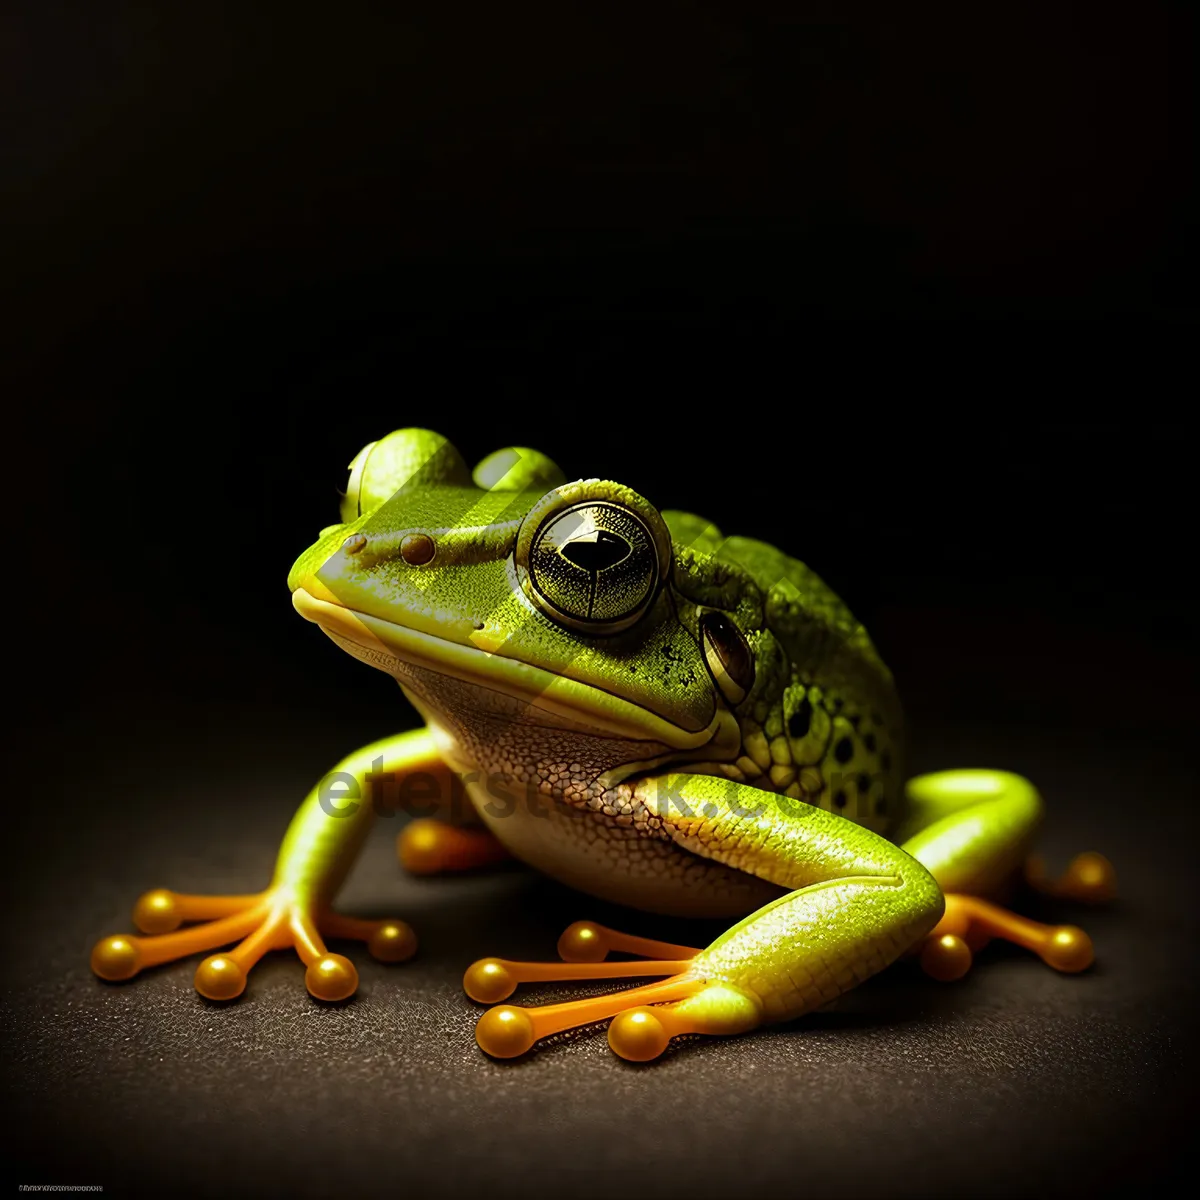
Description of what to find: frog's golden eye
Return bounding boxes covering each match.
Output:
[700,610,755,705]
[515,481,671,636]
[340,429,470,522]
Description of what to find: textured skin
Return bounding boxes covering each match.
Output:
[693,531,905,836]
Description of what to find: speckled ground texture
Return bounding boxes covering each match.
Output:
[3,707,1195,1200]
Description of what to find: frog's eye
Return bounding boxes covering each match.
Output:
[700,610,755,705]
[515,481,671,636]
[340,429,470,521]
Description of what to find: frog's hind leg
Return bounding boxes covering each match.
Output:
[465,921,704,1059]
[900,770,1114,982]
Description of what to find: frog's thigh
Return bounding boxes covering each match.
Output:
[899,770,1109,979]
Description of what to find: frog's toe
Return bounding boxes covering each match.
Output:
[130,888,269,935]
[606,1007,673,1062]
[91,888,416,1000]
[463,953,694,1006]
[464,920,700,1004]
[555,920,701,963]
[90,935,144,981]
[194,953,251,1001]
[397,819,510,876]
[607,983,761,1062]
[319,912,418,964]
[918,933,974,982]
[473,976,704,1060]
[919,893,1095,981]
[92,895,271,984]
[473,978,764,1063]
[1025,851,1117,903]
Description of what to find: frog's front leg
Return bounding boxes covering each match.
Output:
[90,727,449,1001]
[469,773,944,1061]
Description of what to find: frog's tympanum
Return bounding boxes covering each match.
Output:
[92,430,1116,1061]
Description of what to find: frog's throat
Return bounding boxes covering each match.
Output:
[292,588,735,752]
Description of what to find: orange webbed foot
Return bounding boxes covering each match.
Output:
[465,921,709,1061]
[91,887,416,1001]
[919,892,1095,982]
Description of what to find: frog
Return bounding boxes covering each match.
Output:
[90,428,1116,1061]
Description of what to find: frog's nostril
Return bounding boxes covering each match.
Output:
[400,533,436,565]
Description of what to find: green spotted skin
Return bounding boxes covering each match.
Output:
[666,517,903,837]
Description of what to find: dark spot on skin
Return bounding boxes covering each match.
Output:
[857,772,872,795]
[833,789,847,808]
[787,699,813,740]
[834,737,854,764]
[400,533,435,565]
[864,733,877,753]
[881,751,892,772]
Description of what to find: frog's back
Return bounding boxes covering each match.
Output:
[713,534,906,838]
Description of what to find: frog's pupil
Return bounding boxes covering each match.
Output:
[561,530,630,573]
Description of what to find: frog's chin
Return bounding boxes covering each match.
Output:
[291,587,737,754]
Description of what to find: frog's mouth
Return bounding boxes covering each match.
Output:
[292,587,737,753]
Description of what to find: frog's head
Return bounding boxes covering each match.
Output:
[289,430,770,787]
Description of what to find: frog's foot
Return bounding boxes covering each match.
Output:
[919,893,1095,982]
[1025,851,1117,903]
[90,888,417,1001]
[466,921,751,1061]
[397,819,511,876]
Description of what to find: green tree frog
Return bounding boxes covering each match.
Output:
[91,429,1115,1061]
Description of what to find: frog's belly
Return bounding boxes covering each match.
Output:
[464,780,783,920]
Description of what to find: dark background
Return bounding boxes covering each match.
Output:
[4,3,1198,1199]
